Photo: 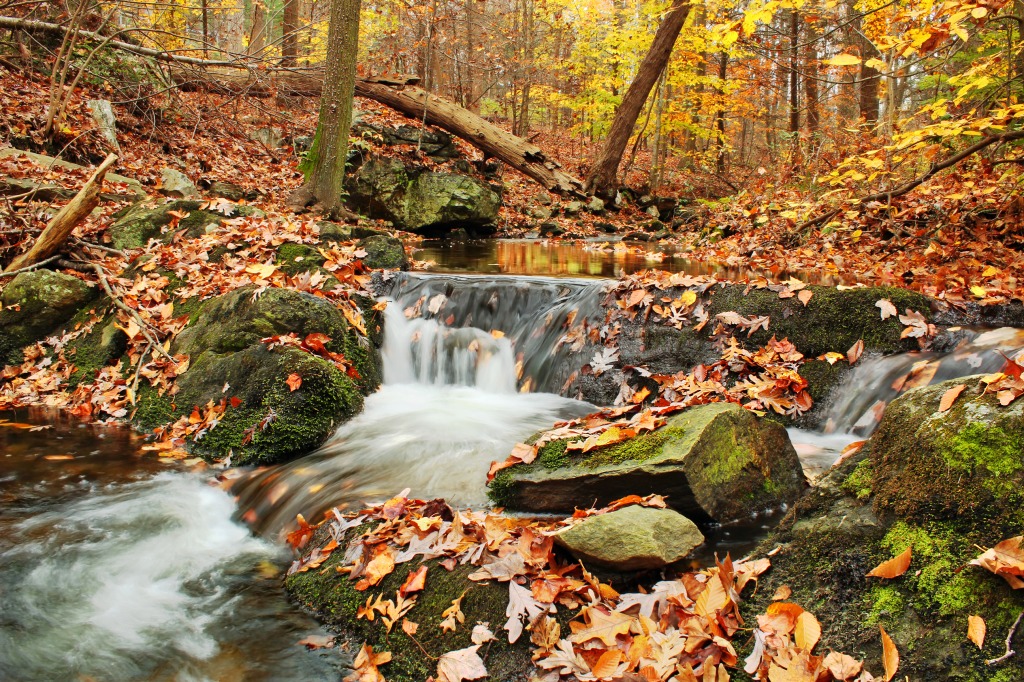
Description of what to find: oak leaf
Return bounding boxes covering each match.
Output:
[876,299,897,320]
[568,606,634,647]
[437,645,488,682]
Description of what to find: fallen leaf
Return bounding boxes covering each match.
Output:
[345,643,391,682]
[591,649,624,678]
[286,373,302,391]
[880,624,899,681]
[794,611,821,651]
[847,339,864,365]
[297,634,335,649]
[867,547,912,579]
[402,619,419,636]
[939,384,967,412]
[471,622,496,644]
[876,299,898,320]
[797,289,813,307]
[400,565,428,596]
[822,651,863,680]
[967,614,986,650]
[437,645,488,682]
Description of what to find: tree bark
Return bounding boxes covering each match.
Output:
[585,0,692,199]
[281,0,300,66]
[804,15,820,136]
[4,154,118,273]
[248,0,267,55]
[300,0,361,212]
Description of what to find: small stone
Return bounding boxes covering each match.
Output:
[159,168,199,199]
[646,205,660,218]
[530,206,553,220]
[563,201,584,216]
[555,506,704,570]
[587,197,606,214]
[539,222,564,237]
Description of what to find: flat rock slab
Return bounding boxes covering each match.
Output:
[0,148,144,200]
[555,505,704,570]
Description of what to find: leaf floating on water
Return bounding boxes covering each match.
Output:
[867,547,912,579]
[345,643,391,682]
[297,634,335,650]
[43,454,74,460]
[967,614,986,649]
[939,383,967,412]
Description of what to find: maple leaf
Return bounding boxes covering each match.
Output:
[286,373,302,391]
[437,645,488,682]
[591,347,619,376]
[876,299,897,320]
[344,644,391,682]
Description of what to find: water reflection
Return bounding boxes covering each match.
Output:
[413,238,844,283]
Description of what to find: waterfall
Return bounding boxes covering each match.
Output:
[231,274,602,536]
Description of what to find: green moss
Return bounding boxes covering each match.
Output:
[841,459,874,500]
[867,585,906,626]
[696,419,751,488]
[274,243,327,275]
[946,423,1024,494]
[537,439,571,469]
[132,384,177,433]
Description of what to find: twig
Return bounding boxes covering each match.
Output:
[0,254,61,279]
[87,261,174,361]
[986,610,1023,665]
[71,237,126,258]
[131,342,151,396]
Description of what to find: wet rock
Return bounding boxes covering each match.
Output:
[207,181,254,201]
[358,234,408,270]
[0,269,98,364]
[134,286,381,465]
[643,220,666,233]
[158,168,199,199]
[555,505,704,570]
[622,230,652,242]
[347,157,500,235]
[107,199,264,250]
[489,402,805,522]
[595,221,617,234]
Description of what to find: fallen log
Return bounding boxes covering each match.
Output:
[3,153,118,273]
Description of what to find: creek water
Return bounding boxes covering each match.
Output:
[2,243,1022,681]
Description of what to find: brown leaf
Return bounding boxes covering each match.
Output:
[797,289,813,307]
[847,339,864,365]
[400,565,428,596]
[401,619,419,636]
[437,645,488,682]
[286,373,302,391]
[867,547,912,579]
[939,384,967,412]
[771,585,792,601]
[822,651,862,680]
[967,614,986,650]
[297,634,335,649]
[880,624,899,681]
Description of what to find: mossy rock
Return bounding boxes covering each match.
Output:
[489,402,805,523]
[62,299,128,388]
[286,527,539,682]
[358,234,408,270]
[347,157,500,235]
[0,269,98,364]
[735,440,1024,681]
[107,199,264,249]
[870,377,1024,527]
[132,285,381,465]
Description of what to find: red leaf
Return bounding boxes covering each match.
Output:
[286,373,302,391]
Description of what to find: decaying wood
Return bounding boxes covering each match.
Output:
[3,153,118,273]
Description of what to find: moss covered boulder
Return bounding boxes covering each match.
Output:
[134,286,381,465]
[347,157,500,235]
[489,402,805,522]
[555,505,705,570]
[358,234,408,270]
[734,380,1024,682]
[0,269,97,364]
[107,199,264,250]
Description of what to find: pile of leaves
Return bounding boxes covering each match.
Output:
[289,490,911,682]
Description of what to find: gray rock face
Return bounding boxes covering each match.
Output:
[347,158,500,235]
[87,99,120,152]
[0,270,97,364]
[555,505,704,570]
[491,402,805,523]
[0,148,143,200]
[159,168,199,199]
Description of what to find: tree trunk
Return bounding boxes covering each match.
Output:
[248,1,267,55]
[715,52,728,175]
[281,0,300,66]
[804,15,820,136]
[299,0,360,213]
[585,0,692,199]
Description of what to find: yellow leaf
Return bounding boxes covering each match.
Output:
[825,53,862,66]
[970,285,987,299]
[794,611,821,652]
[967,614,986,650]
[972,6,988,18]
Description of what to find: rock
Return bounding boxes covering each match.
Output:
[87,99,119,152]
[158,168,199,199]
[538,222,564,237]
[0,148,143,200]
[207,181,253,201]
[536,193,553,206]
[622,231,651,242]
[489,402,805,522]
[347,158,500,235]
[643,220,666,233]
[0,269,98,364]
[293,135,314,155]
[530,205,553,220]
[353,122,460,160]
[587,196,606,214]
[563,201,584,216]
[555,505,704,570]
[107,199,264,250]
[358,234,408,270]
[736,381,1024,681]
[134,286,381,465]
[595,221,617,234]
[318,221,354,242]
[646,206,661,218]
[250,127,284,149]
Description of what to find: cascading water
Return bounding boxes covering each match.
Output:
[230,273,603,536]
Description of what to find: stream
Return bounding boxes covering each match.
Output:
[2,242,1023,681]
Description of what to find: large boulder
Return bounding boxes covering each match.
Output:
[738,379,1024,681]
[358,234,408,270]
[489,402,805,523]
[107,199,264,250]
[133,286,381,465]
[347,157,500,235]
[0,269,97,364]
[555,505,705,570]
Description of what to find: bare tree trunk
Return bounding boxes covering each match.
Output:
[297,0,360,213]
[281,0,300,66]
[715,52,728,175]
[804,15,820,136]
[248,1,267,55]
[201,0,210,57]
[585,0,692,199]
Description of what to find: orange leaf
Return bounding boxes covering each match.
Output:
[286,373,302,391]
[939,384,967,412]
[771,585,792,601]
[847,339,864,365]
[967,614,986,650]
[798,289,813,307]
[400,565,428,596]
[867,547,912,579]
[794,611,821,651]
[880,625,899,681]
[591,649,624,678]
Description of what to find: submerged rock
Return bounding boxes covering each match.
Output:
[489,402,805,523]
[738,378,1024,680]
[134,286,381,465]
[555,505,704,570]
[0,269,97,364]
[347,157,500,235]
